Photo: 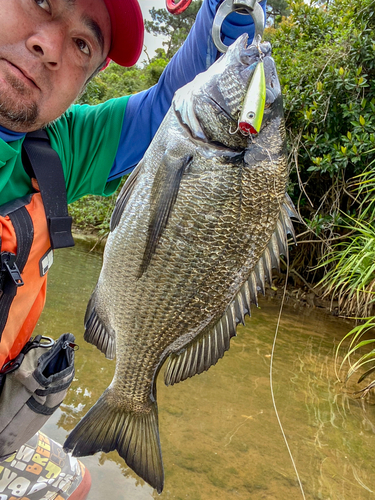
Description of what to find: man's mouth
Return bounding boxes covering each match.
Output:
[2,59,40,90]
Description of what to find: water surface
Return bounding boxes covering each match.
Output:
[34,244,375,500]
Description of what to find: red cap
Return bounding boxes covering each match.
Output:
[103,0,144,67]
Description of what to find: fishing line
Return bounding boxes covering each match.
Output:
[269,249,307,500]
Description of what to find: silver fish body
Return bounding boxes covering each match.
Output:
[64,34,296,493]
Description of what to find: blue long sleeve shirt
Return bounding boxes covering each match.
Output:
[108,0,266,180]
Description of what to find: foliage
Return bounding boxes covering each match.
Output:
[69,194,116,235]
[145,1,202,58]
[336,317,375,397]
[78,55,169,106]
[69,178,127,236]
[265,0,375,271]
[319,215,375,317]
[267,0,290,27]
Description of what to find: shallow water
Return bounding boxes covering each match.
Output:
[34,244,375,500]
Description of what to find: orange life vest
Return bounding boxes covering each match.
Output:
[0,130,74,367]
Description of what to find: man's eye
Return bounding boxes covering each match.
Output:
[35,0,51,12]
[75,39,91,56]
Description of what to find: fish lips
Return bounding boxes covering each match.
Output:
[239,41,272,66]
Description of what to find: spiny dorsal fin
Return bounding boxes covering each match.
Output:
[284,192,300,220]
[248,270,258,306]
[255,258,266,294]
[275,218,288,255]
[280,205,296,242]
[164,194,298,386]
[268,232,280,270]
[241,280,252,315]
[279,195,298,243]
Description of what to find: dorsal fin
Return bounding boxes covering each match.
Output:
[268,232,280,270]
[284,192,300,220]
[164,195,298,386]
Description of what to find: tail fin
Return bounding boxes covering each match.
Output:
[63,389,164,493]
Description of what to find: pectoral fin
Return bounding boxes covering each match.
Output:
[138,154,192,278]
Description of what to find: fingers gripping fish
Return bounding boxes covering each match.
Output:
[64,34,297,494]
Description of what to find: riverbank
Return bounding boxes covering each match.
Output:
[264,271,340,315]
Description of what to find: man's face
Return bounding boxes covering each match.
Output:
[0,0,111,131]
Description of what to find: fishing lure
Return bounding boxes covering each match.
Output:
[238,59,266,135]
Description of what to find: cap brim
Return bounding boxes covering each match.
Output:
[103,0,144,67]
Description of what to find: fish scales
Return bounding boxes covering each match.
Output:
[64,34,297,494]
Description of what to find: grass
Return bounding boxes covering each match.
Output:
[319,167,375,393]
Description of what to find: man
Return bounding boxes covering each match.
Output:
[0,0,265,498]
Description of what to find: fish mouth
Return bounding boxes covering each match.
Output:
[240,41,272,66]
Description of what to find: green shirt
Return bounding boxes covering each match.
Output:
[0,95,130,207]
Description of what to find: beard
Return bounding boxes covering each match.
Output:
[0,72,39,131]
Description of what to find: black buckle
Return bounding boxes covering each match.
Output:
[0,252,24,287]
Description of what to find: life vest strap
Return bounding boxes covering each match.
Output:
[22,130,75,250]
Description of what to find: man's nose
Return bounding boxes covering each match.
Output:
[26,25,65,70]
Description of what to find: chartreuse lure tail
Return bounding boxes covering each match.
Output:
[239,60,266,135]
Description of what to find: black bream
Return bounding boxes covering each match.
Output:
[64,34,296,493]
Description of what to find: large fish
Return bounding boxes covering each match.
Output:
[64,34,296,493]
